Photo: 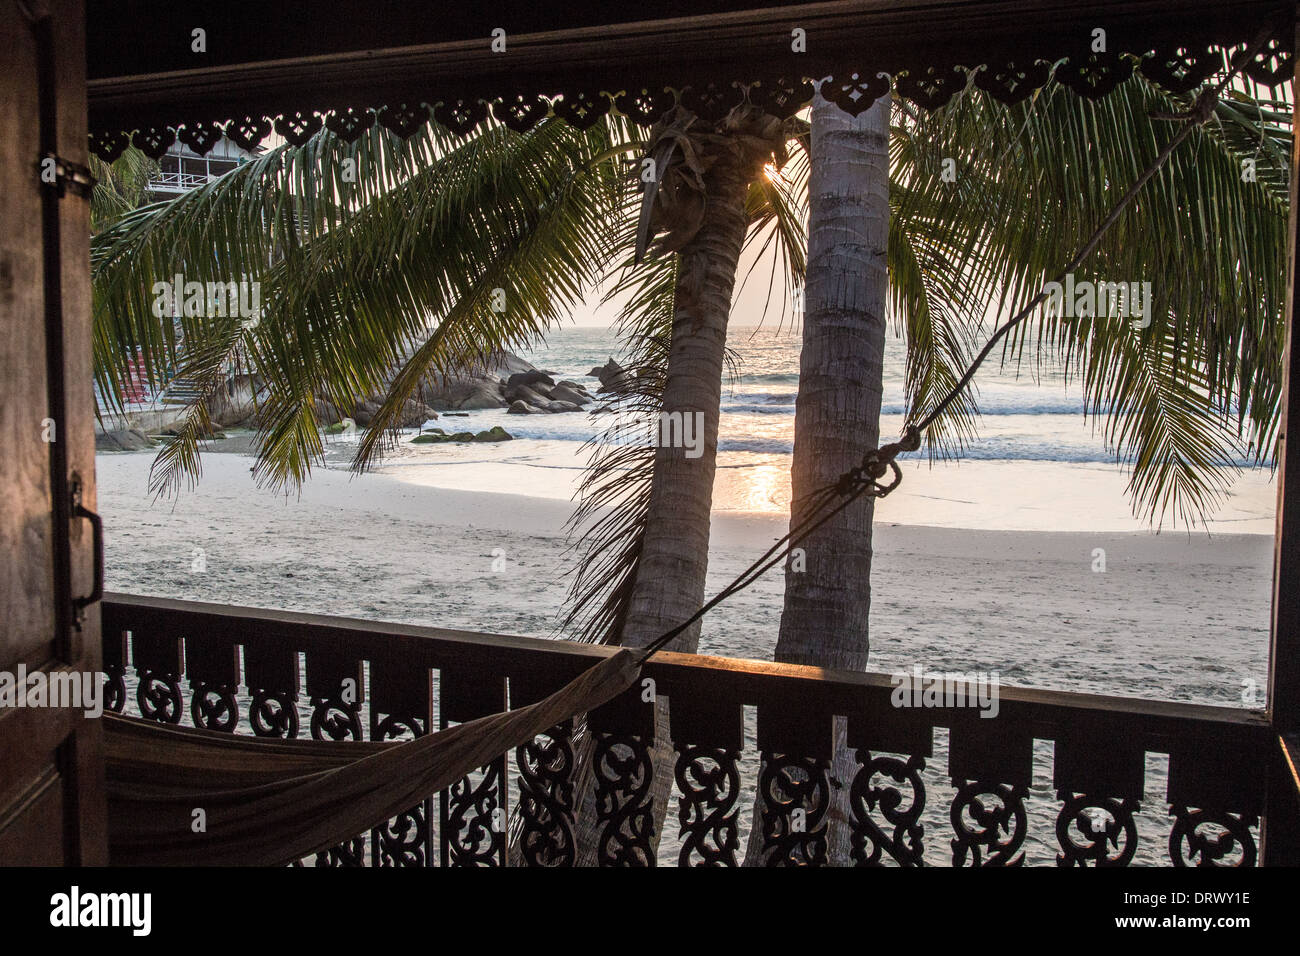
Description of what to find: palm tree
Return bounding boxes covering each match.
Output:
[744,87,892,867]
[565,106,801,863]
[742,69,1290,866]
[92,118,639,496]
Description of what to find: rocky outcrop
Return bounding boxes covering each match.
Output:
[305,350,599,430]
[169,350,597,436]
[412,356,592,415]
[472,426,513,442]
[506,370,555,390]
[95,429,155,451]
[313,399,343,426]
[588,357,634,394]
[209,374,263,427]
[422,376,503,411]
[352,401,380,427]
[351,396,437,428]
[548,383,590,406]
[503,382,552,408]
[414,351,596,415]
[417,352,534,411]
[410,426,512,444]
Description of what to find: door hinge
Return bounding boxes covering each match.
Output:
[41,153,96,199]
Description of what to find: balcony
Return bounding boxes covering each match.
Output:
[146,170,214,193]
[102,592,1277,866]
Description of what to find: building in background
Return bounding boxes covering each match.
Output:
[100,135,262,424]
[147,136,258,201]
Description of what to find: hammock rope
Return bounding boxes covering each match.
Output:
[105,33,1270,865]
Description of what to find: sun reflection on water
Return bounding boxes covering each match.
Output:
[715,452,791,513]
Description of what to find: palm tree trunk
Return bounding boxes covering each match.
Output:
[571,118,769,865]
[744,88,891,865]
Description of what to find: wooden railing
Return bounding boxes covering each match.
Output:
[101,592,1272,866]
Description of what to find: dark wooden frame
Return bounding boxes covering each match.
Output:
[1259,9,1300,867]
[67,0,1300,864]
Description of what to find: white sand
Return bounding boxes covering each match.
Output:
[95,443,1276,708]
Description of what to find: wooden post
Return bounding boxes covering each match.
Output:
[1261,10,1300,866]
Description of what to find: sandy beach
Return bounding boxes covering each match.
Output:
[96,440,1276,708]
[94,436,1280,866]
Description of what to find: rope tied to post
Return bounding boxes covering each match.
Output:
[834,424,922,499]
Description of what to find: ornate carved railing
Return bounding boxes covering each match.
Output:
[101,593,1271,866]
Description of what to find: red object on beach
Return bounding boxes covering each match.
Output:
[121,355,149,403]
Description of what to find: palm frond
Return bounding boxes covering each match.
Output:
[888,68,1290,524]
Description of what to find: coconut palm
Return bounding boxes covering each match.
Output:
[743,69,1290,866]
[89,149,157,233]
[743,88,892,867]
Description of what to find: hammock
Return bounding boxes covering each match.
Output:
[105,649,640,866]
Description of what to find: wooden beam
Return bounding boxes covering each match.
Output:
[87,0,1287,134]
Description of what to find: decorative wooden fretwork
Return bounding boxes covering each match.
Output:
[674,744,741,867]
[440,669,508,867]
[1165,740,1263,867]
[849,751,927,866]
[88,22,1293,161]
[950,780,1028,866]
[1056,793,1140,866]
[592,731,657,866]
[588,683,658,867]
[1169,807,1259,867]
[249,688,299,739]
[757,752,830,866]
[515,719,578,867]
[131,627,184,724]
[189,679,239,732]
[370,657,434,867]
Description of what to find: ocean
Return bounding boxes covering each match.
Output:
[365,324,1277,533]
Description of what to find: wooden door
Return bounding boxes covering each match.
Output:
[0,0,106,865]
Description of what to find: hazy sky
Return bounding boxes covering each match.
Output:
[567,231,796,328]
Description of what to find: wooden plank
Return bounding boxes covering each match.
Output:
[0,770,65,866]
[0,0,57,688]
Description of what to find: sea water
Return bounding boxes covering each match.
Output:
[364,324,1276,532]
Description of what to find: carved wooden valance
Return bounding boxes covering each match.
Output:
[86,0,1294,161]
